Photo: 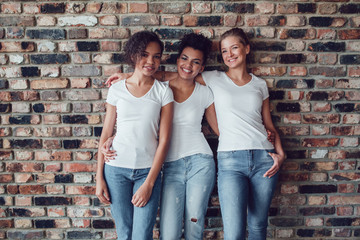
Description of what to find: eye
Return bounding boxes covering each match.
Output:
[181,56,188,61]
[232,46,238,50]
[221,50,227,54]
[154,55,161,59]
[193,61,201,65]
[141,52,148,57]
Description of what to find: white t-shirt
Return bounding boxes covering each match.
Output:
[202,70,274,151]
[166,82,214,162]
[106,79,174,169]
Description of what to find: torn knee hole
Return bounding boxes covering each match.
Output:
[190,218,198,223]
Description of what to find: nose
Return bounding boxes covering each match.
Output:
[229,50,234,57]
[147,56,154,64]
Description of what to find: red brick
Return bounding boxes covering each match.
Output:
[0,174,13,183]
[66,186,95,195]
[19,185,45,194]
[329,196,360,205]
[338,184,355,194]
[302,138,339,147]
[63,163,96,173]
[30,79,68,90]
[339,29,360,40]
[7,163,43,173]
[0,42,34,53]
[129,3,148,13]
[303,114,340,124]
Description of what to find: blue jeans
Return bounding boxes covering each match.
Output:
[104,164,161,240]
[160,153,215,240]
[217,149,279,240]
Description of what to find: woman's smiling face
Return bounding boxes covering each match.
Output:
[177,47,205,81]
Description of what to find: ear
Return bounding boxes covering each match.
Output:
[245,44,250,55]
[199,65,205,73]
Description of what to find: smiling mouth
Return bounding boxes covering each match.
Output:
[228,58,237,62]
[181,67,192,73]
[144,66,155,71]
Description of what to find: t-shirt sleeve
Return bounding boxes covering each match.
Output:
[203,86,214,109]
[106,85,118,106]
[201,70,218,87]
[260,78,269,100]
[162,85,174,107]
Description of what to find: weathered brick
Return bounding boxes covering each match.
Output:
[340,55,360,65]
[338,29,360,40]
[129,3,148,13]
[58,16,97,27]
[302,138,339,147]
[309,66,346,77]
[0,16,35,27]
[62,66,101,77]
[339,4,360,14]
[67,231,100,239]
[215,3,254,13]
[308,42,345,52]
[121,16,159,26]
[299,185,337,194]
[252,41,286,51]
[30,54,69,64]
[297,229,331,238]
[150,3,190,14]
[0,42,35,53]
[26,29,65,40]
[40,3,65,13]
[154,28,193,39]
[30,79,68,90]
[93,219,115,229]
[185,16,223,27]
[100,3,127,14]
[298,3,316,13]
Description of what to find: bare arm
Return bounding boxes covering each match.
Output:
[261,98,286,178]
[95,103,117,204]
[131,102,174,207]
[195,73,206,86]
[205,103,219,136]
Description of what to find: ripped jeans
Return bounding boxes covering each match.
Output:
[160,153,215,240]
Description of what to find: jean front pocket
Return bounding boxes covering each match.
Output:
[217,151,235,160]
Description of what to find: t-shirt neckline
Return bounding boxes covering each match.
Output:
[124,78,156,99]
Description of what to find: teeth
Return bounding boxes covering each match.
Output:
[183,68,191,73]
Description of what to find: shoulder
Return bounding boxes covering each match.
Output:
[196,82,212,94]
[250,74,267,87]
[109,79,125,91]
[154,79,170,88]
[202,70,222,78]
[250,73,265,83]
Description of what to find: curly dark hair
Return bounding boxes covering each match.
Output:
[124,31,164,67]
[177,33,212,66]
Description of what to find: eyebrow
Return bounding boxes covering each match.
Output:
[142,50,161,55]
[221,43,241,50]
[181,53,202,61]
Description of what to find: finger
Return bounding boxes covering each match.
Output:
[264,165,277,177]
[268,152,277,160]
[103,190,111,203]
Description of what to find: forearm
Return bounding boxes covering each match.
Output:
[144,103,173,186]
[96,132,113,179]
[144,141,169,187]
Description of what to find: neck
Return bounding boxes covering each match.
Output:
[226,66,250,81]
[172,75,195,88]
[129,70,154,86]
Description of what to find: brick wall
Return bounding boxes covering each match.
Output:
[0,1,359,239]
